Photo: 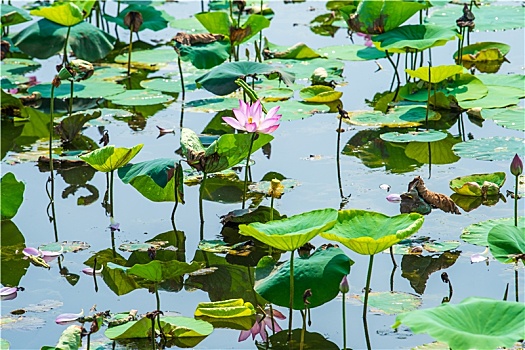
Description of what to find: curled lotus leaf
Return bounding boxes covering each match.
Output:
[454,42,510,62]
[79,144,144,172]
[487,225,525,264]
[194,299,256,318]
[373,25,457,53]
[449,172,506,197]
[299,85,343,103]
[461,217,525,247]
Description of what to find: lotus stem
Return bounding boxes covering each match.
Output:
[171,162,181,228]
[514,175,518,227]
[336,110,344,199]
[428,142,432,179]
[503,283,509,301]
[385,50,400,100]
[63,26,71,64]
[68,80,74,117]
[242,133,256,209]
[390,264,397,292]
[150,316,155,348]
[300,309,306,350]
[426,64,431,130]
[49,84,59,242]
[342,291,347,350]
[389,246,397,268]
[93,257,98,293]
[389,54,401,91]
[177,56,185,102]
[199,172,208,225]
[363,315,372,350]
[515,263,519,302]
[127,24,134,77]
[110,170,114,218]
[288,250,295,341]
[363,254,374,320]
[86,333,91,350]
[269,304,276,335]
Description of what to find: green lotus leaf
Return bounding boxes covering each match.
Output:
[195,12,269,45]
[299,85,343,103]
[265,100,331,121]
[104,317,152,339]
[461,217,525,247]
[2,58,41,77]
[404,133,461,165]
[29,81,125,99]
[39,241,89,253]
[108,89,174,106]
[119,242,167,252]
[114,48,176,70]
[393,297,525,349]
[373,25,457,53]
[239,208,338,251]
[477,73,525,90]
[321,209,424,255]
[107,259,202,282]
[185,98,240,113]
[452,137,524,161]
[405,65,463,84]
[176,40,230,70]
[479,107,525,132]
[380,130,447,143]
[194,11,230,36]
[454,41,510,62]
[30,2,84,26]
[427,5,524,32]
[1,221,29,286]
[1,4,32,27]
[488,225,525,264]
[170,16,207,33]
[118,158,184,203]
[12,19,115,61]
[160,316,213,338]
[347,0,430,34]
[460,85,523,109]
[347,106,440,128]
[194,299,256,318]
[317,44,386,61]
[255,245,353,309]
[401,252,460,295]
[1,172,25,221]
[259,87,294,102]
[358,292,422,315]
[422,240,460,253]
[266,58,343,81]
[79,144,143,172]
[140,78,196,93]
[449,172,506,197]
[195,61,295,96]
[104,4,172,31]
[41,325,82,350]
[0,339,9,350]
[265,41,321,59]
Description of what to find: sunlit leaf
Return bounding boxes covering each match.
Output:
[374,25,457,53]
[461,217,525,247]
[405,65,463,84]
[107,259,202,282]
[357,291,421,315]
[176,40,230,70]
[380,130,447,143]
[452,137,524,161]
[488,225,525,264]
[422,240,460,253]
[80,144,144,172]
[194,299,256,318]
[449,172,506,197]
[479,108,525,132]
[30,2,84,26]
[41,325,82,350]
[317,44,386,61]
[1,173,25,221]
[299,85,343,103]
[454,42,510,62]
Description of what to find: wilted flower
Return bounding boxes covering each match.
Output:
[223,100,281,134]
[510,154,523,176]
[56,309,84,325]
[268,178,284,199]
[339,275,349,294]
[124,11,143,32]
[68,59,94,81]
[238,307,286,342]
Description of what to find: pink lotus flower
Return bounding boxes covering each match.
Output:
[357,32,373,47]
[239,307,286,342]
[223,100,282,134]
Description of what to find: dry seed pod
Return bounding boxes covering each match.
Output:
[124,11,143,32]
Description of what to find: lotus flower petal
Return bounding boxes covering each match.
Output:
[386,194,402,203]
[23,247,40,257]
[82,265,104,276]
[470,253,488,264]
[0,287,18,300]
[55,309,84,325]
[225,99,281,134]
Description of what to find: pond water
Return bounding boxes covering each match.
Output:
[1,1,524,349]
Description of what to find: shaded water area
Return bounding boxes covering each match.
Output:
[1,1,524,349]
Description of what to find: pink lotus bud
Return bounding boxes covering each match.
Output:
[339,275,349,294]
[510,154,523,176]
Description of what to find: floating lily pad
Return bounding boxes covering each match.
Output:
[317,44,386,61]
[38,241,90,253]
[1,173,25,221]
[118,241,168,252]
[170,16,207,33]
[374,25,457,53]
[197,240,252,256]
[479,108,525,131]
[265,100,331,121]
[114,48,176,70]
[194,299,255,318]
[427,5,525,32]
[393,297,525,350]
[461,217,525,247]
[452,137,525,161]
[357,291,422,315]
[1,58,41,76]
[266,58,344,81]
[422,240,460,252]
[488,225,525,264]
[403,74,488,102]
[0,315,46,331]
[80,144,143,172]
[29,81,125,100]
[380,130,447,143]
[449,172,506,197]
[460,85,523,109]
[454,42,510,62]
[347,106,440,128]
[476,74,525,91]
[248,179,298,196]
[259,87,294,102]
[23,300,63,313]
[299,85,343,103]
[139,78,195,93]
[185,98,240,113]
[108,89,174,106]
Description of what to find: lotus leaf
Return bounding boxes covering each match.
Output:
[373,25,457,53]
[380,130,447,143]
[422,241,460,252]
[107,259,202,282]
[265,100,331,121]
[404,134,461,165]
[299,85,342,103]
[460,85,523,109]
[239,208,338,251]
[195,61,294,96]
[118,158,184,203]
[393,297,525,349]
[346,106,440,128]
[454,42,510,62]
[38,241,90,253]
[118,242,166,252]
[449,172,506,197]
[321,210,424,255]
[114,48,176,70]
[347,0,429,34]
[176,40,230,70]
[0,339,9,350]
[41,325,82,350]
[450,193,502,212]
[358,292,422,315]
[461,217,525,247]
[255,245,352,309]
[105,316,212,339]
[476,74,525,91]
[12,19,115,61]
[405,65,463,84]
[1,173,25,221]
[140,78,196,93]
[266,58,343,81]
[30,2,84,27]
[488,225,525,264]
[317,44,386,61]
[1,58,41,75]
[1,4,31,27]
[259,87,294,102]
[104,4,173,31]
[265,41,321,59]
[80,144,143,172]
[194,299,256,318]
[170,16,206,33]
[195,12,269,45]
[1,221,29,286]
[28,81,124,99]
[427,5,524,32]
[108,90,174,106]
[452,137,524,161]
[478,108,525,132]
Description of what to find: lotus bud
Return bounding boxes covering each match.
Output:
[268,178,284,199]
[510,154,523,176]
[339,275,349,294]
[124,11,143,32]
[69,59,94,81]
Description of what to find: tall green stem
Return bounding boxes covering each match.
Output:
[199,172,208,224]
[177,56,185,102]
[127,24,134,77]
[242,133,256,209]
[110,170,114,218]
[336,111,344,199]
[514,175,518,226]
[342,291,347,350]
[69,80,74,118]
[49,84,58,242]
[63,26,71,64]
[288,250,295,340]
[363,255,374,320]
[515,265,519,302]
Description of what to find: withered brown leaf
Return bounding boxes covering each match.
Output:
[173,32,225,46]
[408,176,461,215]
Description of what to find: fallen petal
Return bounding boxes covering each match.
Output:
[0,287,18,297]
[42,255,60,263]
[386,194,402,203]
[55,309,84,325]
[40,249,62,257]
[23,247,40,257]
[470,253,488,264]
[379,184,391,191]
[156,126,175,134]
[82,265,104,276]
